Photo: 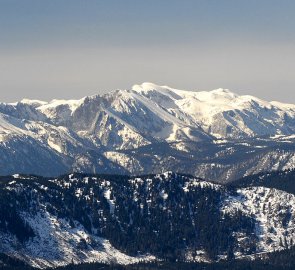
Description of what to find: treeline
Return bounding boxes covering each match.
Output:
[45,246,295,270]
[231,169,295,194]
[0,253,32,270]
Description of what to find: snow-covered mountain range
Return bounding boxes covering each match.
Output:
[1,82,295,180]
[1,172,295,268]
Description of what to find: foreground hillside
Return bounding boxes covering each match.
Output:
[1,172,295,268]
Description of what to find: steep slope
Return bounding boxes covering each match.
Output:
[0,112,127,176]
[1,172,295,268]
[132,83,295,138]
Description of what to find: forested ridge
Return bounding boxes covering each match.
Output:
[0,171,295,268]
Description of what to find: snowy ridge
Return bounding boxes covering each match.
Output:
[4,81,295,147]
[131,83,295,138]
[1,82,295,178]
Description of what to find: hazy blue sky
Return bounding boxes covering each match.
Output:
[1,0,295,102]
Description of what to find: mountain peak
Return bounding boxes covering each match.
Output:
[210,88,234,95]
[20,98,48,106]
[132,82,172,92]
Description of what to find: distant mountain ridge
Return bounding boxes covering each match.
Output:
[1,82,295,179]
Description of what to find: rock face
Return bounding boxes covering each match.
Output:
[1,172,295,268]
[1,82,295,180]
